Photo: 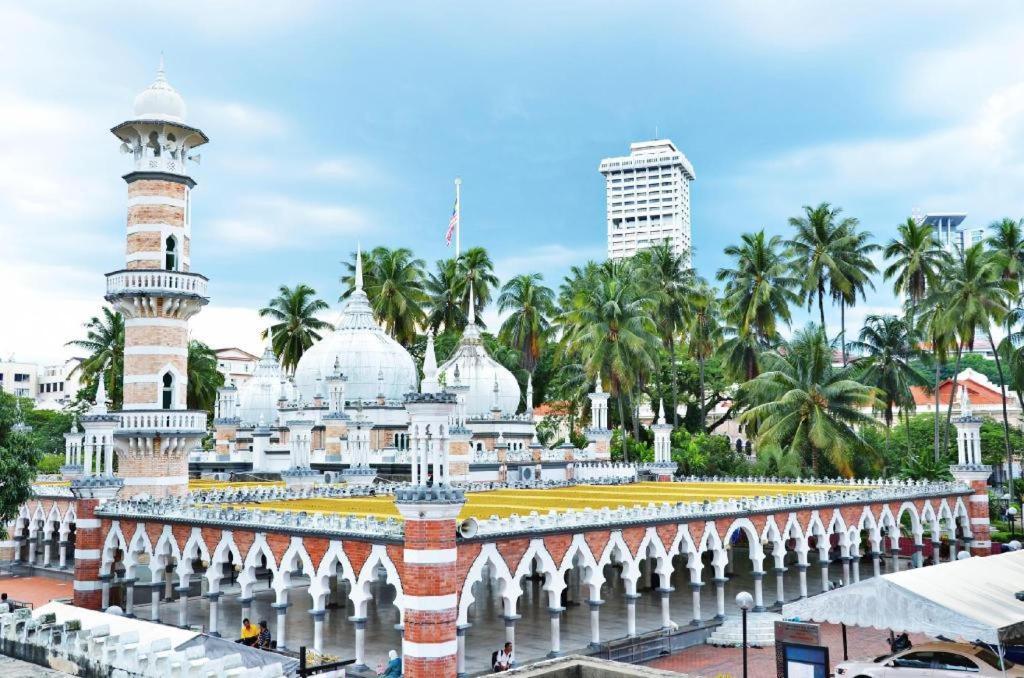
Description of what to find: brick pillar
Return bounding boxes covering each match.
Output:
[950,466,992,556]
[72,498,103,610]
[395,487,465,678]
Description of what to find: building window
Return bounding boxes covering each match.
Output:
[14,373,29,382]
[162,373,174,409]
[165,236,178,271]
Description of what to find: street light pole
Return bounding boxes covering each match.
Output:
[736,591,754,678]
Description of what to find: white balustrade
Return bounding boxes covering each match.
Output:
[106,270,208,297]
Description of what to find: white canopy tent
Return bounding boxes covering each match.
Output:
[781,550,1024,646]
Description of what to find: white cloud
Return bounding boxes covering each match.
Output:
[192,100,289,137]
[493,243,604,285]
[311,157,377,182]
[189,306,267,355]
[209,195,371,251]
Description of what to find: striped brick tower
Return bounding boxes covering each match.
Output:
[106,59,210,499]
[71,478,123,609]
[395,489,464,678]
[397,385,462,677]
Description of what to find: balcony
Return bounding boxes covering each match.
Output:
[106,269,209,299]
[115,410,208,436]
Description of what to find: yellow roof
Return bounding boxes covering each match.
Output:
[233,481,853,522]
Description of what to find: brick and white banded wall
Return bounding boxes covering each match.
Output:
[72,499,104,610]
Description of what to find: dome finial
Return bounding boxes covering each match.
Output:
[157,52,166,79]
[355,242,364,292]
[468,285,476,326]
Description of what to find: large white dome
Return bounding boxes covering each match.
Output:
[237,348,283,425]
[133,58,186,123]
[439,324,521,417]
[293,284,416,403]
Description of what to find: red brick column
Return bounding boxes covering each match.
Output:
[950,467,992,556]
[396,492,464,678]
[72,498,104,610]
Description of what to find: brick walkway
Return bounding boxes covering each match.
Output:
[0,574,73,608]
[647,624,929,677]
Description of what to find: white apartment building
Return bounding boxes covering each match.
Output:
[919,212,987,252]
[36,358,83,410]
[215,347,260,388]
[599,139,695,262]
[0,360,38,399]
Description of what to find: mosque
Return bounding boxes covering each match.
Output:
[0,63,988,678]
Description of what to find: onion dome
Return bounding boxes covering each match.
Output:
[237,347,284,425]
[133,56,187,123]
[293,245,417,403]
[438,288,521,416]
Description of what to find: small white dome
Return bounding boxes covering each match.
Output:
[133,57,186,123]
[439,324,521,417]
[237,348,283,425]
[293,285,417,403]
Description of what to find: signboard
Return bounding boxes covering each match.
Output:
[774,621,825,678]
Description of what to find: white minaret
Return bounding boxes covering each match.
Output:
[953,385,983,466]
[106,59,210,498]
[586,377,613,460]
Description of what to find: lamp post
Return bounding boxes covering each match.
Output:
[1008,506,1018,538]
[736,591,754,678]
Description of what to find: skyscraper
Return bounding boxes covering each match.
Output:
[918,212,987,252]
[599,139,695,262]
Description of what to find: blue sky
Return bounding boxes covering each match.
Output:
[4,2,1024,363]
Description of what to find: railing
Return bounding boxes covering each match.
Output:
[117,410,207,434]
[106,269,208,298]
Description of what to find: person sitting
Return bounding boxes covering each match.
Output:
[254,620,272,650]
[494,642,514,671]
[238,618,259,646]
[378,649,402,677]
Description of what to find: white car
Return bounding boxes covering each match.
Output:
[834,642,1023,676]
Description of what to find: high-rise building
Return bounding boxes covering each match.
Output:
[599,139,695,262]
[918,211,986,252]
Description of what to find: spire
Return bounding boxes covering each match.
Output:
[157,52,166,82]
[526,373,534,412]
[93,369,109,414]
[421,329,439,393]
[657,399,665,425]
[595,376,603,394]
[467,285,476,326]
[355,242,364,292]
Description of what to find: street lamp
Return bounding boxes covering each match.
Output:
[736,591,754,678]
[1008,506,1018,538]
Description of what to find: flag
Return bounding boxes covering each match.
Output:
[445,195,459,246]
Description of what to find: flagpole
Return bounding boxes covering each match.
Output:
[454,177,462,257]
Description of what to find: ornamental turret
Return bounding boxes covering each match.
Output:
[106,60,210,498]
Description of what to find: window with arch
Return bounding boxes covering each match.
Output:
[165,235,177,271]
[161,373,173,410]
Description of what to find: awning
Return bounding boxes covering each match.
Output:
[782,550,1024,646]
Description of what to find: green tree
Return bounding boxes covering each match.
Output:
[425,258,467,333]
[829,224,879,364]
[636,242,694,426]
[0,392,41,538]
[457,246,499,324]
[785,202,863,331]
[849,315,928,459]
[497,273,555,374]
[259,284,331,374]
[883,217,948,326]
[341,246,426,346]
[187,340,224,416]
[685,282,723,431]
[67,307,124,409]
[558,260,659,460]
[740,325,878,476]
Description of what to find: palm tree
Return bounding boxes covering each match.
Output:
[920,295,956,461]
[186,340,224,415]
[341,246,426,345]
[785,202,861,331]
[259,284,331,374]
[497,273,555,374]
[928,244,1011,479]
[883,217,948,325]
[67,307,125,408]
[987,217,1024,292]
[829,224,879,364]
[740,325,878,476]
[685,282,723,431]
[849,315,928,457]
[558,261,659,460]
[425,258,467,333]
[457,246,499,322]
[717,231,798,379]
[636,242,694,426]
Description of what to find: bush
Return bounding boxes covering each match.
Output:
[37,454,63,474]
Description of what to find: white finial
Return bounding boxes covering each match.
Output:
[468,285,476,326]
[158,52,166,78]
[421,329,439,393]
[355,243,364,292]
[94,368,109,414]
[595,376,603,394]
[657,399,665,425]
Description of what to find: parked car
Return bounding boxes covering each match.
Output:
[834,641,1022,676]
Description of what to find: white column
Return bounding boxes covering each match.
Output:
[151,586,161,621]
[207,593,220,636]
[58,540,67,569]
[273,602,288,650]
[352,617,367,670]
[101,576,111,609]
[104,436,114,475]
[689,582,703,625]
[124,579,136,617]
[456,624,469,677]
[625,594,638,636]
[548,607,563,657]
[658,588,672,628]
[176,585,189,627]
[43,541,52,567]
[797,564,809,599]
[872,551,881,578]
[819,556,830,593]
[713,578,727,620]
[752,572,765,612]
[852,557,861,583]
[311,610,325,653]
[774,567,786,604]
[841,557,852,586]
[588,601,602,647]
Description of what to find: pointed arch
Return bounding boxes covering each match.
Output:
[99,522,128,576]
[238,533,278,600]
[457,543,516,625]
[352,544,404,621]
[205,532,244,593]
